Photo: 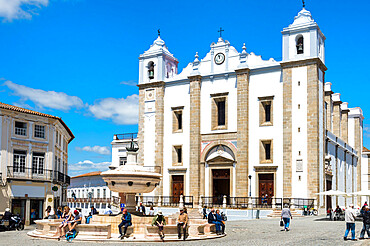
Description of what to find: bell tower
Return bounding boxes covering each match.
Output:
[138,33,178,84]
[282,7,325,63]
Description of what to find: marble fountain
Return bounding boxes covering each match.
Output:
[27,140,224,242]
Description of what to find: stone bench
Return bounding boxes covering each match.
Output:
[34,220,112,239]
[198,223,216,234]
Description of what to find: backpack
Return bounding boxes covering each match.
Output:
[66,229,78,242]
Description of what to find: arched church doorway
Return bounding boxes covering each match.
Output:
[204,144,236,203]
[212,169,230,204]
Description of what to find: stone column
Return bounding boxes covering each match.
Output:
[25,199,30,226]
[332,100,341,137]
[200,162,205,196]
[281,65,293,197]
[340,103,349,143]
[235,68,250,197]
[306,63,325,203]
[155,83,165,196]
[188,75,202,202]
[354,117,362,194]
[137,87,146,165]
[324,83,333,132]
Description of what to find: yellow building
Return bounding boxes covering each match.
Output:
[0,102,74,225]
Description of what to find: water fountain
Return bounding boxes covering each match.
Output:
[28,139,224,241]
[101,140,161,213]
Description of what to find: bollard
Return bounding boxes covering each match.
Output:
[158,196,162,207]
[256,209,260,219]
[179,195,184,209]
[223,195,227,208]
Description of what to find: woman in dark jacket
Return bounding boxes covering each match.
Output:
[359,206,370,239]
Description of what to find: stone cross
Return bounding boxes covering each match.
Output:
[218,27,224,38]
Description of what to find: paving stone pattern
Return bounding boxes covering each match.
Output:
[0,216,369,246]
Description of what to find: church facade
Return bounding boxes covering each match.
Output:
[137,8,368,210]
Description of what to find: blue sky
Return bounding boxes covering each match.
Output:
[0,0,369,176]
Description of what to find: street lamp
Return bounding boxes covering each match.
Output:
[248,175,252,197]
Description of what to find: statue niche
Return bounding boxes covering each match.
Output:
[148,61,155,79]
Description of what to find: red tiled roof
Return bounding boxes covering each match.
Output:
[0,102,74,142]
[363,146,370,153]
[72,171,102,179]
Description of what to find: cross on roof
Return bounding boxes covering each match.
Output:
[157,29,160,37]
[218,27,224,38]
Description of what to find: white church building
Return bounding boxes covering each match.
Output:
[135,7,369,211]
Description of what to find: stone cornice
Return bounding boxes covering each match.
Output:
[280,57,327,72]
[137,81,165,89]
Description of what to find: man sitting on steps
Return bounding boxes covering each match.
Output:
[118,209,132,239]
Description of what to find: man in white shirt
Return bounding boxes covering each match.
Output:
[344,204,357,241]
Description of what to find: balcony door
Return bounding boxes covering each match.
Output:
[32,152,45,176]
[13,150,26,175]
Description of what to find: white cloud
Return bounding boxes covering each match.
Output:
[0,0,48,21]
[364,125,370,138]
[120,80,137,86]
[76,145,111,155]
[4,80,84,111]
[88,94,139,125]
[68,160,111,177]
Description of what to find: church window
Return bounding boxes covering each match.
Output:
[173,146,183,165]
[172,106,184,133]
[298,127,301,132]
[259,96,274,126]
[148,61,155,79]
[217,100,225,126]
[260,140,273,163]
[298,81,301,86]
[298,104,300,109]
[211,93,228,130]
[296,35,304,54]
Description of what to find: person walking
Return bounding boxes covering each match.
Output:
[344,204,357,241]
[281,204,292,231]
[202,206,207,219]
[152,211,166,240]
[177,208,188,240]
[118,208,132,239]
[359,206,370,239]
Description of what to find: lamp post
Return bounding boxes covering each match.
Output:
[248,175,252,197]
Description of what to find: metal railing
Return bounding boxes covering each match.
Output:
[114,133,138,140]
[67,198,112,203]
[200,196,315,210]
[7,166,70,185]
[137,196,194,208]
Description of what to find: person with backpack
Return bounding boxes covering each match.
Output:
[152,211,166,240]
[359,206,370,239]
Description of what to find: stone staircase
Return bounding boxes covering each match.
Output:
[267,209,303,218]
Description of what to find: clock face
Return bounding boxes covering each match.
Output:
[214,53,225,65]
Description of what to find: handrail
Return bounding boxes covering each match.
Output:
[114,133,138,140]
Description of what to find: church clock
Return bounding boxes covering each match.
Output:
[214,53,225,65]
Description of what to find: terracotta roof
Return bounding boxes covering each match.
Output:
[0,102,74,142]
[72,171,102,179]
[363,146,370,153]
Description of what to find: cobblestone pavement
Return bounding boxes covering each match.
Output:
[0,216,369,246]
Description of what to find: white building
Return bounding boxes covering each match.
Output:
[0,102,74,225]
[136,7,368,211]
[67,171,119,216]
[111,133,138,169]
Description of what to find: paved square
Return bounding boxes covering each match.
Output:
[0,216,369,246]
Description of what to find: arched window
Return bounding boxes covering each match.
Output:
[296,35,304,54]
[148,61,154,79]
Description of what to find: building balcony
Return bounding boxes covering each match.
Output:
[7,166,70,185]
[113,133,137,141]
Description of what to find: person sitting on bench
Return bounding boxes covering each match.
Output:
[152,211,166,240]
[208,208,221,234]
[118,208,132,239]
[68,210,82,232]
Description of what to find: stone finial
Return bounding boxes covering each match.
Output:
[242,43,247,54]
